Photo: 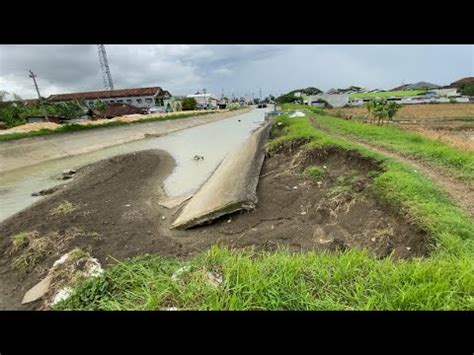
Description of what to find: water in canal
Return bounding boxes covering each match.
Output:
[0,109,269,222]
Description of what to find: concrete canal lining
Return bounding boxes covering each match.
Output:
[171,119,273,229]
[0,109,250,174]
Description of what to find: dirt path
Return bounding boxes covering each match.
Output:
[310,118,474,217]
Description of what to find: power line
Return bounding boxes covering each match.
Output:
[28,70,41,99]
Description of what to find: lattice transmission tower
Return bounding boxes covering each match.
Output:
[97,45,114,90]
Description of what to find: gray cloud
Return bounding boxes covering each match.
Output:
[0,45,472,100]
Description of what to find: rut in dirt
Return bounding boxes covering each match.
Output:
[310,117,474,217]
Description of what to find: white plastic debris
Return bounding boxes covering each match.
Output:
[171,266,191,281]
[289,111,305,118]
[51,287,73,306]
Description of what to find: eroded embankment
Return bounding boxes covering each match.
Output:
[0,137,429,308]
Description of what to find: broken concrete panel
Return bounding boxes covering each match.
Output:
[171,120,272,229]
[21,275,53,304]
[158,193,194,209]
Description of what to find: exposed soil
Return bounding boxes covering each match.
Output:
[310,118,474,217]
[0,143,428,309]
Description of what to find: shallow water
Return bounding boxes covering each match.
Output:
[0,108,269,222]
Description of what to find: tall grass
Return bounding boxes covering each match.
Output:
[55,247,474,310]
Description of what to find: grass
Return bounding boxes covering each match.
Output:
[312,114,474,183]
[50,201,77,216]
[349,90,427,99]
[11,232,31,251]
[55,247,474,310]
[54,114,474,310]
[0,111,221,142]
[303,166,325,180]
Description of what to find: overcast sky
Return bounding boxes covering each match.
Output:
[1,45,473,100]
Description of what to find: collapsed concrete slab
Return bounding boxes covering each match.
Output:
[171,120,273,230]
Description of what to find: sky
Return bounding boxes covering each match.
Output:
[0,45,473,100]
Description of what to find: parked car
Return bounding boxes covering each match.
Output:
[257,103,267,108]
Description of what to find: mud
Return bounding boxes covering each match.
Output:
[0,143,428,309]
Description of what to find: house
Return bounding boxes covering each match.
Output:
[46,87,171,110]
[186,93,218,109]
[307,94,349,108]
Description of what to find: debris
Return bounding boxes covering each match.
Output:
[171,121,272,230]
[301,211,307,215]
[161,216,166,220]
[193,155,204,161]
[21,275,53,304]
[51,287,73,306]
[227,218,232,223]
[371,237,377,242]
[293,186,298,189]
[161,307,178,311]
[158,193,193,209]
[323,165,327,169]
[171,266,191,281]
[31,186,61,197]
[289,111,305,118]
[205,271,223,287]
[125,204,131,207]
[406,247,412,251]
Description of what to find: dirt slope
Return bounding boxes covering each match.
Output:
[311,118,474,217]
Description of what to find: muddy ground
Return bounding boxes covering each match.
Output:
[0,140,428,309]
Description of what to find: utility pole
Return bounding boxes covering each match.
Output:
[29,70,41,99]
[259,88,262,101]
[203,88,207,108]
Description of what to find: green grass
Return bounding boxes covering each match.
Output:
[55,247,474,310]
[280,103,326,115]
[50,200,77,216]
[303,166,325,180]
[349,90,427,99]
[0,111,219,142]
[54,114,474,310]
[312,114,474,183]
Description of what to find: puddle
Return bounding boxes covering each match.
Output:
[0,109,269,222]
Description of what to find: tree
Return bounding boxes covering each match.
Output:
[367,98,400,125]
[182,97,198,111]
[459,83,474,96]
[0,90,9,102]
[12,93,23,101]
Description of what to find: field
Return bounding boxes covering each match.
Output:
[327,103,474,151]
[349,90,427,99]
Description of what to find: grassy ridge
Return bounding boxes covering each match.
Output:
[0,111,219,142]
[55,114,474,310]
[312,115,474,183]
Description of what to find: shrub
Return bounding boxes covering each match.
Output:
[182,98,198,111]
